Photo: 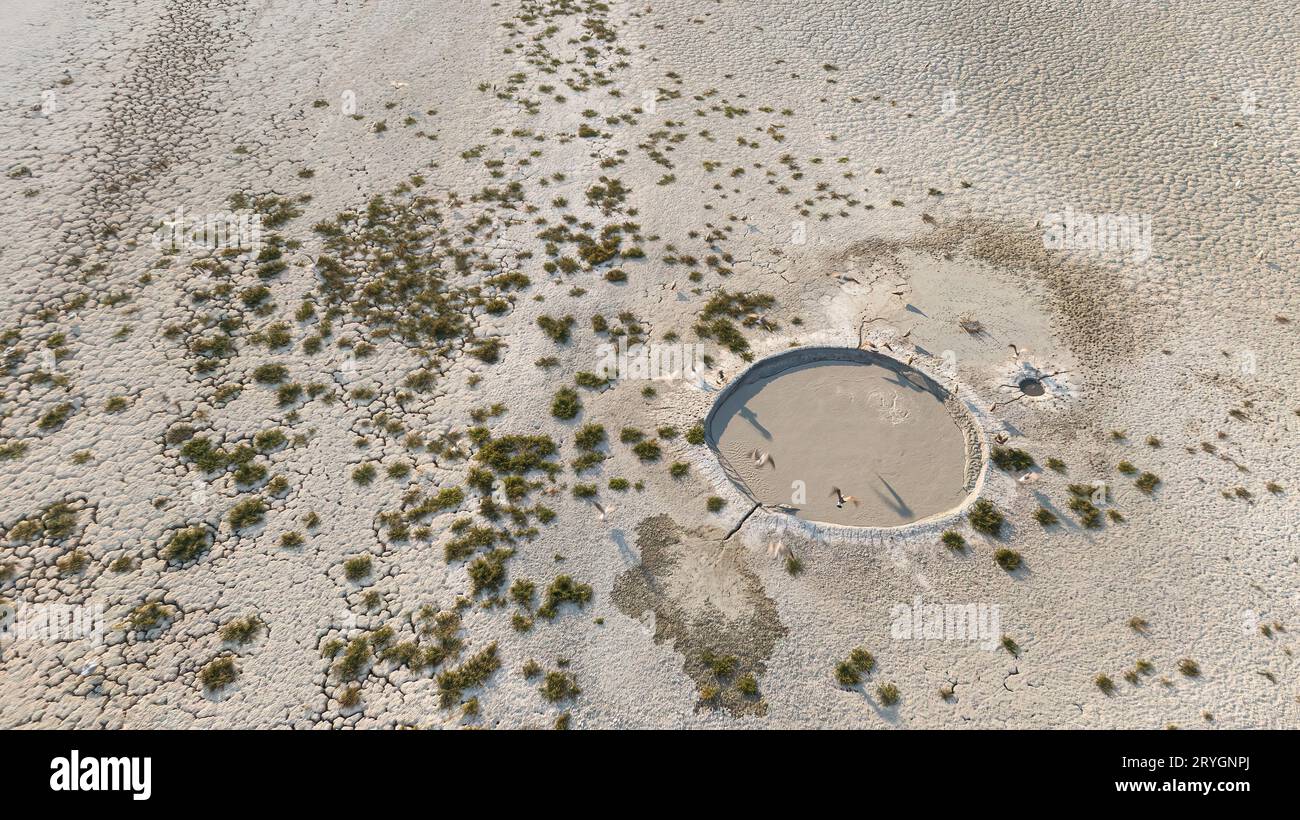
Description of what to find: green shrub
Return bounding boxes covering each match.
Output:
[1067,495,1102,528]
[510,579,535,609]
[538,575,592,619]
[632,439,661,462]
[1001,636,1021,657]
[276,383,303,407]
[835,661,861,686]
[875,682,900,706]
[335,638,371,680]
[436,643,500,708]
[848,647,875,674]
[253,363,288,384]
[968,499,1004,536]
[37,402,74,431]
[469,339,501,363]
[467,548,513,595]
[42,503,78,540]
[337,684,361,708]
[227,498,267,530]
[540,671,582,702]
[474,434,560,475]
[994,548,1022,571]
[537,315,574,343]
[200,656,239,691]
[343,555,373,581]
[220,615,264,645]
[551,387,580,420]
[702,649,737,679]
[574,423,606,450]
[56,549,89,575]
[1135,472,1161,494]
[163,525,210,563]
[990,447,1034,472]
[254,428,287,451]
[127,602,173,631]
[444,525,495,562]
[571,451,606,472]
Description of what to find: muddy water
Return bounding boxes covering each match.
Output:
[710,360,969,526]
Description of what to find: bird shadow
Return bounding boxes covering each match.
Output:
[737,406,772,440]
[872,474,913,519]
[881,368,946,402]
[611,528,639,566]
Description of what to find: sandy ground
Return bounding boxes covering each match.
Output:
[0,0,1297,729]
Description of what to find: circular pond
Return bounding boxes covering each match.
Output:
[706,347,977,527]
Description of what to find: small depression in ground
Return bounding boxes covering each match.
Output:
[1018,377,1046,397]
[708,348,973,527]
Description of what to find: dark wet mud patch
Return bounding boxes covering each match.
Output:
[611,515,786,717]
[1017,377,1046,397]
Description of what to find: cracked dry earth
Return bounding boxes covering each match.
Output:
[1,0,1297,729]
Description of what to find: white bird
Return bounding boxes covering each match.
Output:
[767,540,791,561]
[591,500,611,522]
[1018,471,1040,485]
[830,487,859,508]
[747,448,774,469]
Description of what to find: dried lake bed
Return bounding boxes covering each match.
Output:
[0,0,1296,730]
